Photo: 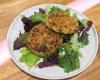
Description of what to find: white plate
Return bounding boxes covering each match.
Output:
[7,4,98,79]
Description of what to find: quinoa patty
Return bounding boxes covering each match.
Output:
[46,11,79,34]
[27,23,62,57]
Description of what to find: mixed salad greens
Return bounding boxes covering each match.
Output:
[13,4,93,73]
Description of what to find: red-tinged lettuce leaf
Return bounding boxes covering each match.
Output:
[21,17,40,32]
[13,32,28,50]
[78,20,93,33]
[84,20,93,32]
[39,8,45,14]
[78,20,93,45]
[62,33,74,43]
[62,34,68,43]
[78,21,85,31]
[78,21,85,39]
[37,55,58,68]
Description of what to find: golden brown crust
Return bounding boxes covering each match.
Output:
[46,11,79,34]
[27,23,62,57]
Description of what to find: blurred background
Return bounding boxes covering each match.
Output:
[0,0,100,80]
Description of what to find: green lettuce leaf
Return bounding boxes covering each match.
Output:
[49,6,61,14]
[81,19,88,26]
[64,9,70,15]
[79,32,89,45]
[29,13,46,22]
[19,47,41,67]
[70,33,82,51]
[48,5,70,15]
[58,43,80,73]
[45,4,53,15]
[58,33,82,73]
[73,13,80,20]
